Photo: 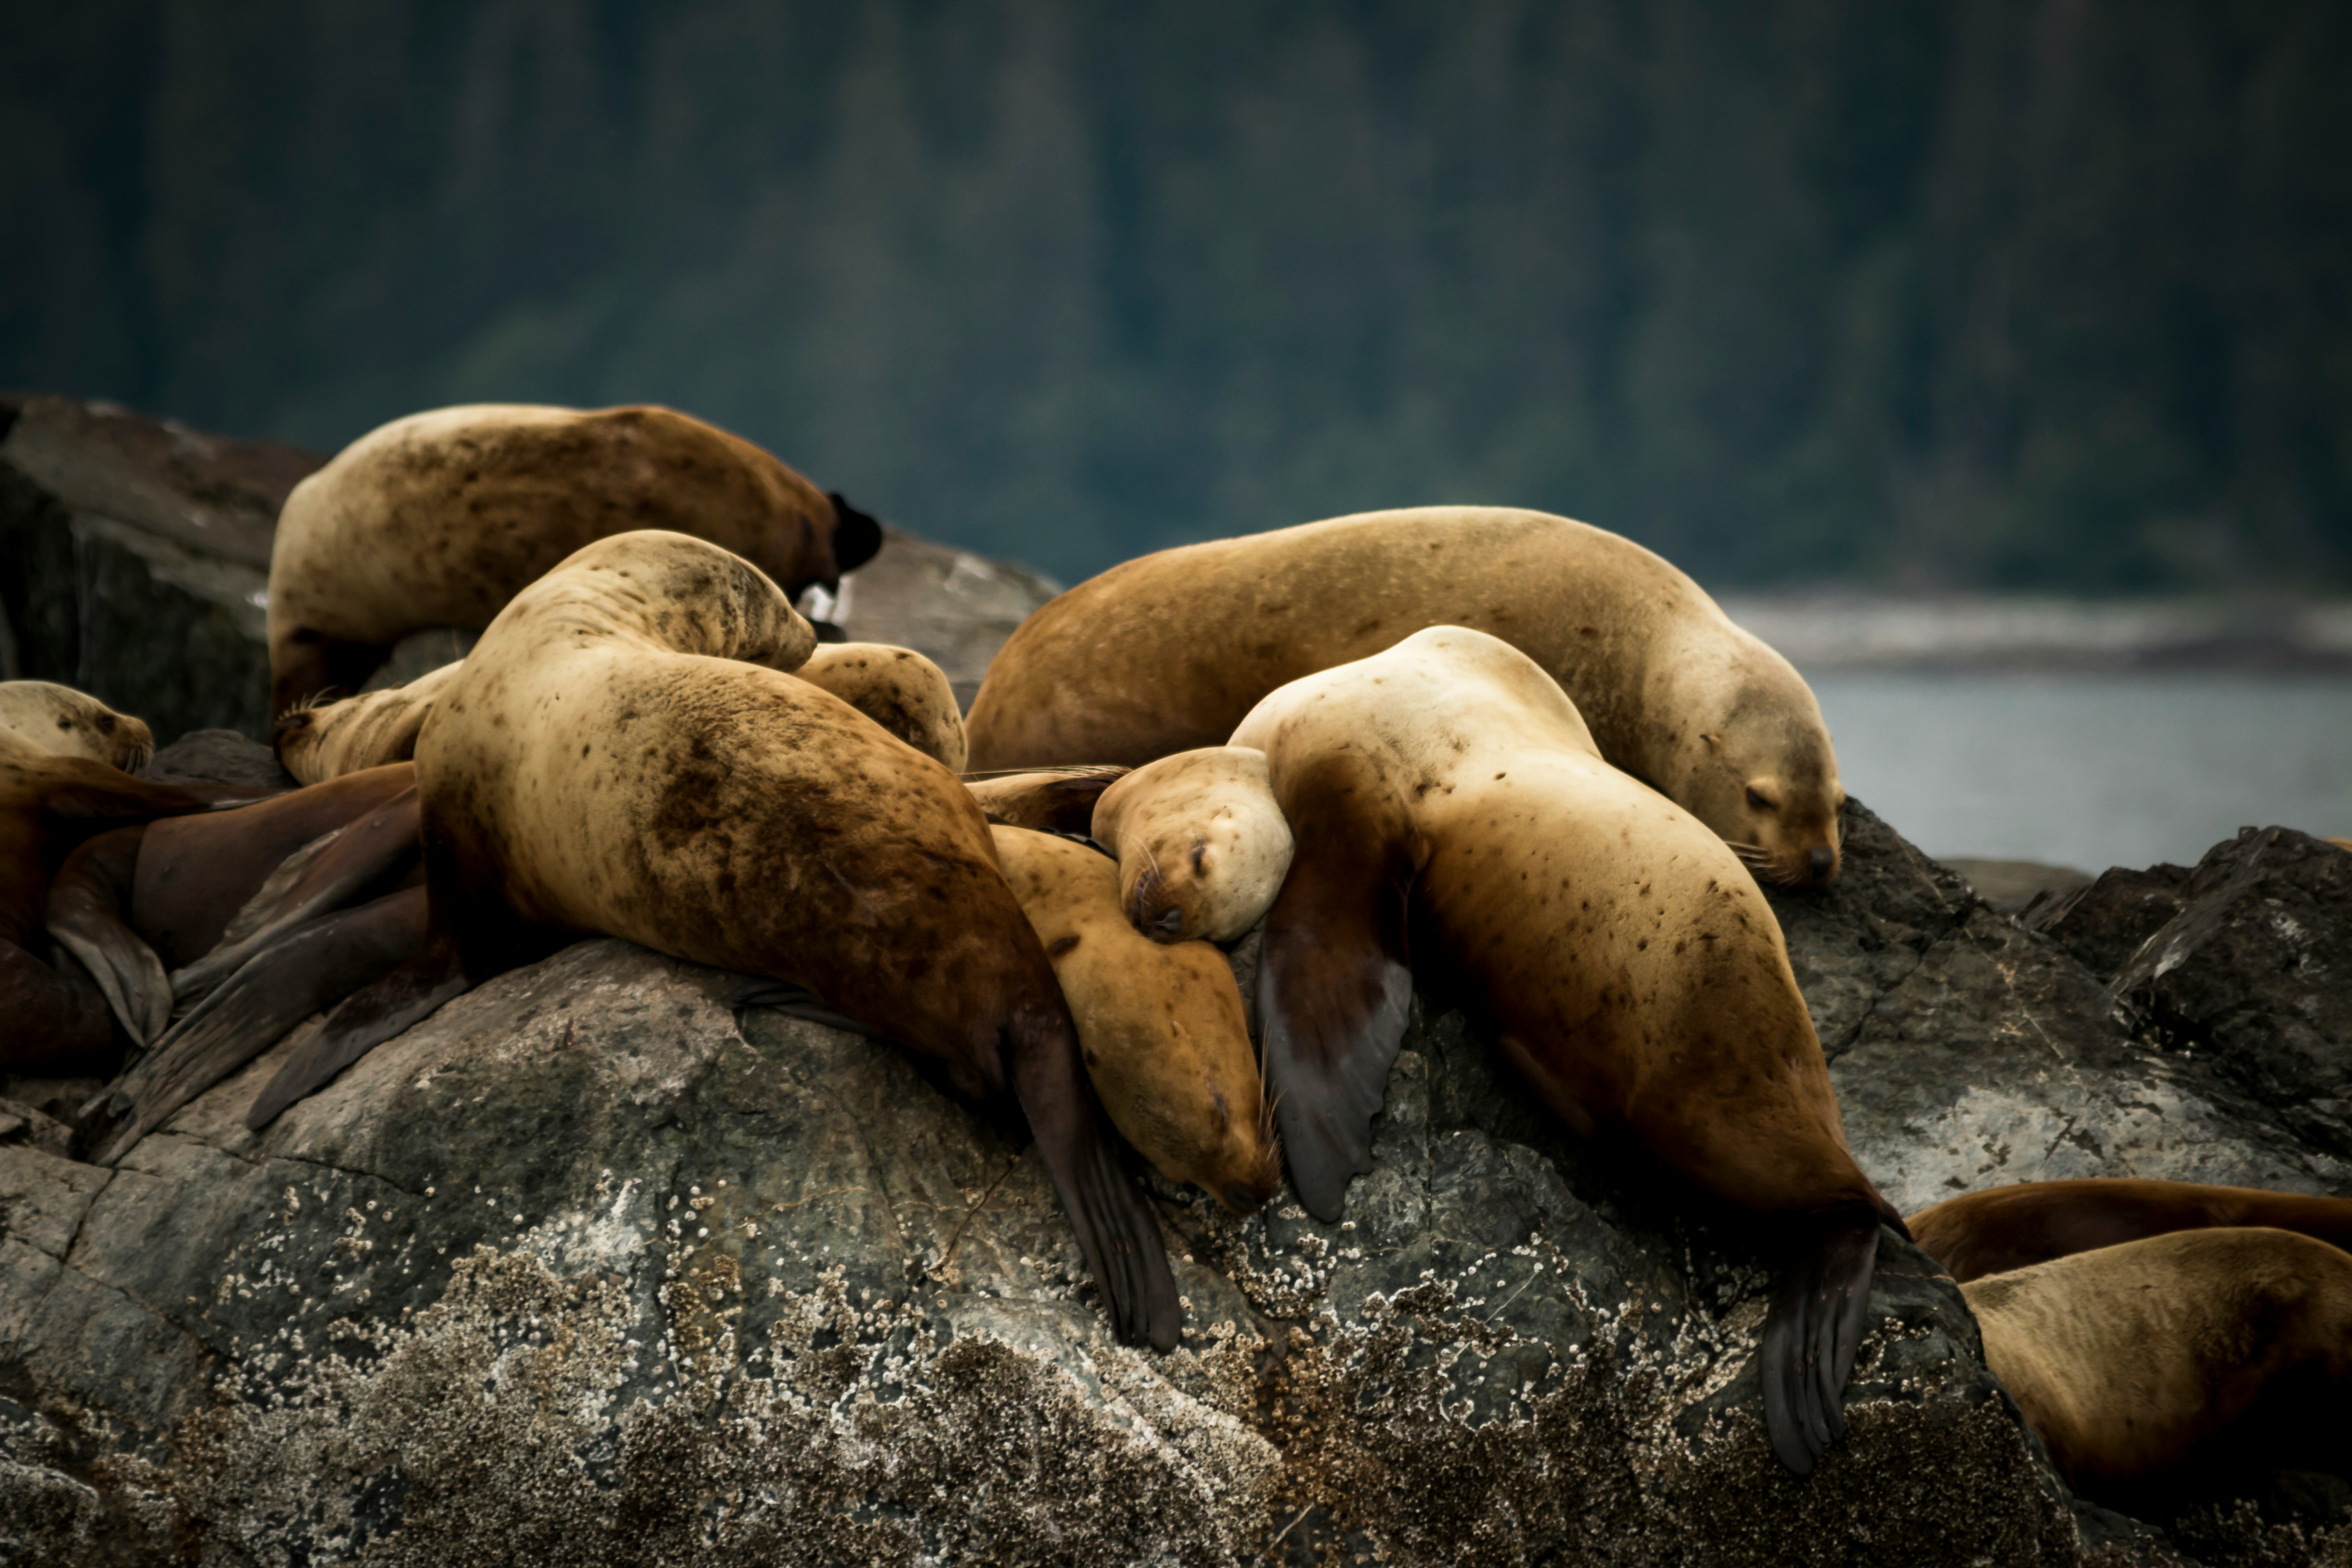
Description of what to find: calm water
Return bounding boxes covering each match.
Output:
[1810,673,2352,873]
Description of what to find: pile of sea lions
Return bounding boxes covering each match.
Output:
[2,403,2346,1510]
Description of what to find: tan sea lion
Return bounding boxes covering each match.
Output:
[967,506,1847,886]
[963,766,1131,836]
[266,404,884,714]
[0,681,154,771]
[1090,747,1292,942]
[1909,1178,2352,1283]
[790,642,968,772]
[1231,626,1903,1474]
[247,530,1178,1349]
[991,824,1279,1214]
[273,665,461,784]
[1966,1229,2352,1511]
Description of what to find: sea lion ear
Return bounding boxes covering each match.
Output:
[1256,750,1418,1223]
[826,492,884,575]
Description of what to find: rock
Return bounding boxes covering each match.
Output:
[141,728,296,791]
[1943,858,2093,916]
[833,526,1062,706]
[2025,864,2195,978]
[0,395,322,743]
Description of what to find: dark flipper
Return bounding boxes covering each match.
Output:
[95,887,432,1164]
[0,940,121,1075]
[1257,750,1422,1222]
[43,826,168,1047]
[246,927,468,1133]
[1761,1207,1886,1476]
[962,766,1131,836]
[1008,999,1180,1352]
[170,784,421,1005]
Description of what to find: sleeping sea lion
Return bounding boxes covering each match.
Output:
[1966,1228,2352,1513]
[1909,1178,2352,1283]
[1090,747,1292,943]
[790,642,968,772]
[0,681,153,772]
[246,530,1178,1349]
[274,665,461,784]
[967,506,1846,886]
[991,824,1279,1213]
[1230,626,1903,1475]
[266,404,885,714]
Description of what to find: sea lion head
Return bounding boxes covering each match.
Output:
[0,681,153,772]
[1094,747,1295,944]
[269,695,340,779]
[1674,679,1844,889]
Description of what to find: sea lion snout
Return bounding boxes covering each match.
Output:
[1808,847,1836,882]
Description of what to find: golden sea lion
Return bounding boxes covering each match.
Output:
[1909,1177,2352,1283]
[1231,625,1902,1474]
[266,404,884,714]
[991,824,1279,1214]
[0,681,153,772]
[273,665,461,784]
[967,506,1847,886]
[790,642,968,772]
[1090,747,1292,942]
[1966,1228,2352,1512]
[246,530,1178,1349]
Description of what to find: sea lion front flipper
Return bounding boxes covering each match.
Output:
[246,925,468,1133]
[95,887,433,1165]
[43,825,170,1046]
[170,783,421,1006]
[962,766,1132,836]
[1257,750,1421,1223]
[1007,1001,1181,1352]
[1761,1206,1886,1476]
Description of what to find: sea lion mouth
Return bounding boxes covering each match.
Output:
[1727,840,1837,890]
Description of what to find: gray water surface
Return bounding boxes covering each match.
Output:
[1810,673,2352,873]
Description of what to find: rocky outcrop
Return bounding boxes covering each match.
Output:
[3,750,2346,1565]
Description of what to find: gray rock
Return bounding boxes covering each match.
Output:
[142,729,296,791]
[832,525,1062,704]
[1943,858,2093,916]
[2026,864,2195,979]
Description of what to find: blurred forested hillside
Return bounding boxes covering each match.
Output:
[5,0,2349,588]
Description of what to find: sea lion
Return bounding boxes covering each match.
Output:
[1230,626,1903,1474]
[0,681,153,771]
[266,404,885,714]
[274,665,461,784]
[1909,1178,2352,1283]
[963,767,1130,836]
[967,506,1846,886]
[1090,747,1292,943]
[1966,1228,2352,1512]
[990,824,1279,1213]
[790,642,968,772]
[248,530,1178,1350]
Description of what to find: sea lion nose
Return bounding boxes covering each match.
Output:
[1808,848,1835,882]
[1155,907,1184,936]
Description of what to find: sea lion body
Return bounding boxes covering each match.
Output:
[1090,747,1292,942]
[790,642,968,772]
[1231,626,1898,1473]
[398,530,1176,1347]
[968,507,1845,885]
[266,404,883,714]
[1911,1177,2352,1283]
[1966,1228,2352,1510]
[963,767,1130,836]
[0,681,153,772]
[275,665,460,785]
[991,825,1278,1213]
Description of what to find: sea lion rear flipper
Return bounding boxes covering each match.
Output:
[1761,1206,1886,1477]
[95,888,433,1164]
[43,826,169,1046]
[1008,1007,1181,1352]
[246,926,467,1133]
[1258,751,1421,1222]
[170,784,421,1005]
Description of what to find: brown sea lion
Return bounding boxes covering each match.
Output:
[990,824,1279,1214]
[0,681,153,772]
[273,665,460,784]
[1230,626,1903,1475]
[790,642,968,772]
[966,506,1847,886]
[1909,1178,2352,1283]
[963,767,1131,836]
[1090,747,1292,943]
[1966,1229,2352,1512]
[247,530,1178,1349]
[266,404,884,714]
